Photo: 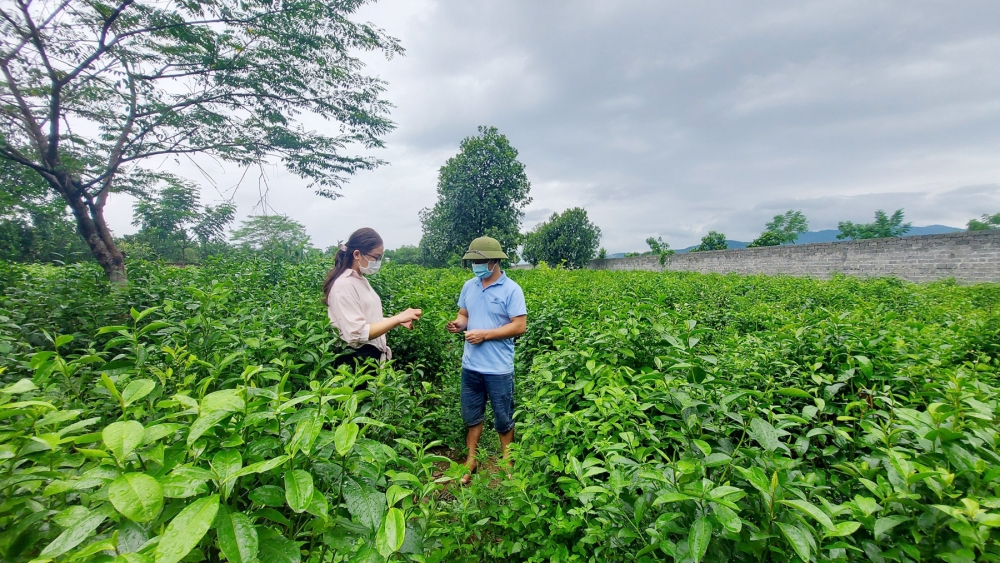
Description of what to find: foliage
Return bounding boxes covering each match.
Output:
[126,181,235,264]
[693,231,729,252]
[419,126,532,266]
[763,210,809,245]
[384,246,425,266]
[0,0,401,281]
[522,208,602,269]
[645,236,676,265]
[838,210,912,240]
[969,213,1000,231]
[0,160,89,264]
[2,258,1000,562]
[597,248,607,260]
[747,230,785,248]
[231,215,314,260]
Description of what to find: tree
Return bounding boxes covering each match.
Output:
[419,126,532,266]
[0,1,401,282]
[692,231,728,252]
[747,231,784,248]
[968,212,1000,231]
[384,245,424,266]
[763,210,808,244]
[837,209,911,240]
[0,159,87,263]
[231,215,313,259]
[128,181,234,262]
[597,248,607,260]
[522,208,602,268]
[644,236,675,265]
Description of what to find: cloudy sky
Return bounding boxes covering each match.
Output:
[105,0,1000,252]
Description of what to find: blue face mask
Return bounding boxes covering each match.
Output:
[472,262,493,279]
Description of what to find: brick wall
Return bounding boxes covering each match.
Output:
[589,230,1000,283]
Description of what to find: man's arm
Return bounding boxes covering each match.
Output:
[464,315,526,344]
[447,309,469,333]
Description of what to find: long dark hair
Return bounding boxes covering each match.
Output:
[323,227,383,305]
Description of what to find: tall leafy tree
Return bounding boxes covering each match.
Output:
[968,212,1000,231]
[129,181,234,262]
[231,215,313,259]
[419,126,532,266]
[522,208,602,268]
[0,0,401,282]
[837,209,911,240]
[692,231,728,252]
[644,236,675,265]
[0,159,87,262]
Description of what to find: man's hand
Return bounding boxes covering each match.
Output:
[446,319,467,333]
[464,329,489,344]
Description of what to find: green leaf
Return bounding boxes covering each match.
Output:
[40,504,115,559]
[854,495,878,516]
[306,490,329,521]
[874,515,909,540]
[101,373,123,405]
[216,506,258,563]
[55,334,74,348]
[777,387,811,398]
[1,378,37,394]
[376,507,406,557]
[334,421,359,457]
[154,494,220,563]
[109,473,164,523]
[687,517,712,563]
[385,484,412,508]
[212,449,242,498]
[257,528,300,563]
[122,380,156,407]
[187,409,231,446]
[225,455,290,482]
[825,521,862,538]
[103,420,144,461]
[249,485,286,507]
[200,389,244,413]
[749,418,782,453]
[284,469,314,513]
[344,478,385,531]
[713,504,742,534]
[780,499,835,530]
[777,522,812,562]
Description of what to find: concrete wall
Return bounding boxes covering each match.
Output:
[589,230,1000,283]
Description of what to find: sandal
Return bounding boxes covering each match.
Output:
[460,462,478,486]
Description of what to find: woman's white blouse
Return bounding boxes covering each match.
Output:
[326,269,391,359]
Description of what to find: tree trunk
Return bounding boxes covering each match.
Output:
[51,173,127,283]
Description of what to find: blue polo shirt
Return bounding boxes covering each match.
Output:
[457,273,527,374]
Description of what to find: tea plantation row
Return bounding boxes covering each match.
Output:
[1,258,999,563]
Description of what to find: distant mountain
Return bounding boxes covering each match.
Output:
[609,225,962,256]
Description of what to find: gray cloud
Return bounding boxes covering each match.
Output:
[105,0,1000,254]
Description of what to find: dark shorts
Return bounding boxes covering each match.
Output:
[460,368,515,434]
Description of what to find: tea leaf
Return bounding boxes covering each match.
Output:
[777,522,812,562]
[216,506,258,563]
[109,473,164,523]
[121,379,156,407]
[376,507,406,557]
[39,504,115,558]
[284,469,314,513]
[102,420,144,461]
[780,499,835,530]
[687,516,712,563]
[334,421,359,457]
[154,494,220,563]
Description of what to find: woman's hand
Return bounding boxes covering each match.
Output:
[394,308,422,329]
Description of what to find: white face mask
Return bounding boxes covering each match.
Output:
[359,254,382,275]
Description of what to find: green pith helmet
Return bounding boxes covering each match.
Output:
[462,236,508,260]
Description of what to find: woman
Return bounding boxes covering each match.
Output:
[323,227,422,365]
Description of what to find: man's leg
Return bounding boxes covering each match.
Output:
[486,372,516,473]
[466,422,484,467]
[460,368,487,483]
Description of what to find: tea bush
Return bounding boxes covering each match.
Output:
[1,258,999,562]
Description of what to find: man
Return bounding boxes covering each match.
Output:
[446,236,527,485]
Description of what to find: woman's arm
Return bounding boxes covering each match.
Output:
[368,308,422,340]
